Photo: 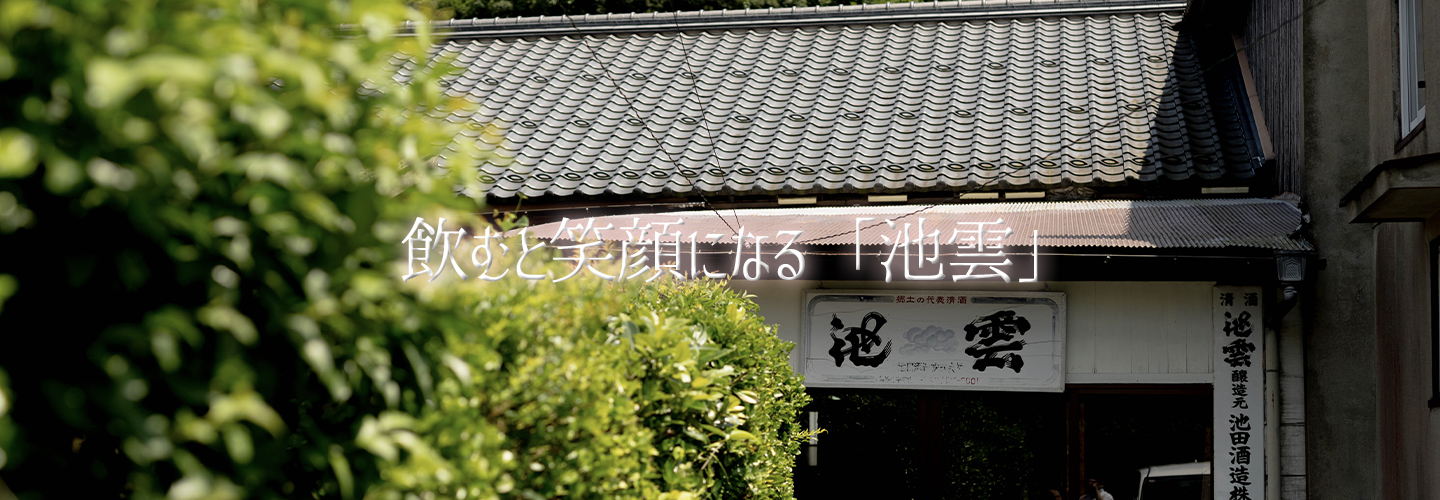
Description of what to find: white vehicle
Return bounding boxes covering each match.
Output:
[1136,462,1212,500]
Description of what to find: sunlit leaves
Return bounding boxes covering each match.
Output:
[629,281,813,499]
[0,0,810,499]
[196,303,259,345]
[0,129,36,178]
[0,0,485,497]
[368,277,809,500]
[0,192,31,233]
[0,274,15,314]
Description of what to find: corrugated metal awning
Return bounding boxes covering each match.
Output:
[526,198,1312,251]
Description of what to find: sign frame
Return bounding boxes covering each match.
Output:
[1213,286,1264,500]
[799,289,1067,392]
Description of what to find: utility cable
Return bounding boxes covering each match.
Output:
[668,13,745,232]
[555,8,742,237]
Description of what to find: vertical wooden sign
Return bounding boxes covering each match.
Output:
[1214,286,1263,500]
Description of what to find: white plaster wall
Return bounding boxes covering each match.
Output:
[1058,281,1214,383]
[725,280,1215,383]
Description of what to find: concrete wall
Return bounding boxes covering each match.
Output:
[1301,0,1440,496]
[725,280,1216,382]
[1374,220,1440,500]
[1302,0,1382,496]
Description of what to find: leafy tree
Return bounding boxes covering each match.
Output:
[0,1,810,499]
[0,0,484,497]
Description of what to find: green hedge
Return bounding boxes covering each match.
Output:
[369,277,810,500]
[629,282,810,499]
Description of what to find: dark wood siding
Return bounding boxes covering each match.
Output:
[1244,0,1304,194]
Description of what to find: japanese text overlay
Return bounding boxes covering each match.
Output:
[399,216,1041,283]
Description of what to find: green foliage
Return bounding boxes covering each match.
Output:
[370,275,810,500]
[371,276,658,499]
[0,0,809,498]
[0,367,13,472]
[630,281,811,499]
[0,0,487,497]
[937,396,1042,498]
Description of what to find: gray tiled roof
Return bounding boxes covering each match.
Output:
[436,0,1262,200]
[424,0,1186,37]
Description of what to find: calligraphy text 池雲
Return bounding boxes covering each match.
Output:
[1215,288,1262,500]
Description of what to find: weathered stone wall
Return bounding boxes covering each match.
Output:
[1302,0,1382,496]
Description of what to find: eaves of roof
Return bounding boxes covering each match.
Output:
[526,198,1313,251]
[416,0,1188,39]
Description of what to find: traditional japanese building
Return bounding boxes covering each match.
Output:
[417,0,1317,497]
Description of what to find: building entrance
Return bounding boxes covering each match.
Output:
[793,387,1211,500]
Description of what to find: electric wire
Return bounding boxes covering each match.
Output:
[552,7,743,237]
[667,13,745,232]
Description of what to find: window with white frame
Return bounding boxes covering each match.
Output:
[1399,0,1427,137]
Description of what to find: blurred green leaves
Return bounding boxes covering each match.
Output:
[0,367,12,471]
[0,129,37,178]
[0,0,484,497]
[0,0,809,498]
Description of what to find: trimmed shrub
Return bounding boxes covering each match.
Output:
[370,275,810,500]
[630,281,810,500]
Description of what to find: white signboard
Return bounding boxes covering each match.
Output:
[1213,286,1263,500]
[800,290,1066,392]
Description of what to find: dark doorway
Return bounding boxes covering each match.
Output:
[793,386,1211,500]
[795,388,1066,500]
[1072,388,1213,500]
